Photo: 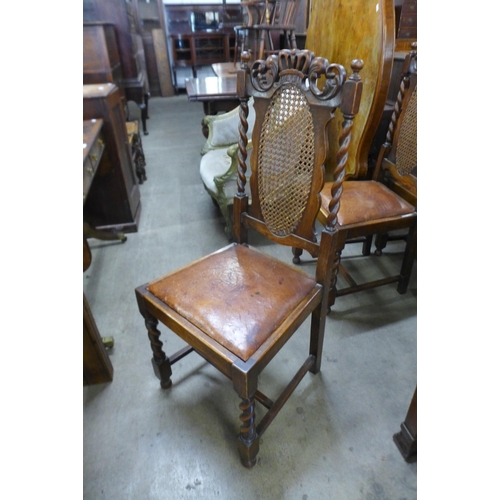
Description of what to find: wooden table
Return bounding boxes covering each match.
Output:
[185,76,239,116]
[211,62,241,78]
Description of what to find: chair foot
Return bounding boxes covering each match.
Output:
[160,378,173,390]
[237,435,259,468]
[375,233,389,255]
[397,277,410,294]
[292,247,303,265]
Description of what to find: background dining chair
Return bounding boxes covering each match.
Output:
[234,0,299,63]
[135,48,363,468]
[316,44,417,309]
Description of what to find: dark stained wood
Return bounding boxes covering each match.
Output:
[185,77,240,127]
[83,23,124,94]
[83,84,141,234]
[83,0,152,131]
[83,293,113,385]
[135,49,364,468]
[393,387,417,462]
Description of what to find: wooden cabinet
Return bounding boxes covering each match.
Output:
[83,119,105,205]
[395,0,417,51]
[164,3,242,90]
[83,83,141,234]
[83,23,126,102]
[83,0,152,133]
[127,0,167,97]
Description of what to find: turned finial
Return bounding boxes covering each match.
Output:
[350,59,364,76]
[241,51,251,69]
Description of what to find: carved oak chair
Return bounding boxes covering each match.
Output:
[135,49,363,468]
[315,44,417,308]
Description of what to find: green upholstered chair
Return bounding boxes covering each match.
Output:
[199,99,255,238]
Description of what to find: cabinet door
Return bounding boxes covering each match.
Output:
[171,35,194,66]
[193,35,225,65]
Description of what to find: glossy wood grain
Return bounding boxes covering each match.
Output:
[306,0,395,178]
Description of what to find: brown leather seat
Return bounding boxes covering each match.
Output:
[135,49,364,468]
[147,244,318,361]
[320,180,415,227]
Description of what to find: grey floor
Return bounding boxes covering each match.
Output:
[83,94,417,499]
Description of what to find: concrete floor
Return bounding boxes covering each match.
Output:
[83,95,417,499]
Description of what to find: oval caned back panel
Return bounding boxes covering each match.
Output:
[394,85,417,176]
[257,84,316,237]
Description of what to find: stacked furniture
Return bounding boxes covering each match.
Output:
[163,2,243,90]
[83,83,142,235]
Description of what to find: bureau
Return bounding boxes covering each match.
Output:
[83,118,114,386]
[83,83,141,234]
[83,119,105,205]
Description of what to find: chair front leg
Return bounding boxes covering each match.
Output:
[237,395,259,468]
[144,314,173,389]
[232,361,259,467]
[397,222,417,294]
[327,246,344,309]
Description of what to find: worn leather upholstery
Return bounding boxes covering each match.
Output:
[320,180,415,227]
[147,244,318,361]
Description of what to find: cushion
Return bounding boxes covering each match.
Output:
[209,102,256,148]
[320,180,415,226]
[147,244,318,361]
[200,148,232,193]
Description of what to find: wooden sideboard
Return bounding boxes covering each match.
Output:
[83,23,125,100]
[83,83,141,234]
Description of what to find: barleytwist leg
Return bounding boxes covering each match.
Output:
[237,396,259,468]
[144,315,172,389]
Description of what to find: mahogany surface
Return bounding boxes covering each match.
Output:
[185,76,239,118]
[305,0,395,179]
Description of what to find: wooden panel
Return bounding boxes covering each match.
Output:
[83,84,141,233]
[142,33,161,96]
[152,28,175,97]
[83,293,113,385]
[305,0,395,178]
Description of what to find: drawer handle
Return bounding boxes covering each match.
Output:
[86,165,94,174]
[90,153,98,163]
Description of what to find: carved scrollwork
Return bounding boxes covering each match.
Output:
[310,61,346,100]
[249,49,346,99]
[250,55,279,92]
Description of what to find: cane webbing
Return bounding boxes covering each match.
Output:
[395,86,417,176]
[257,84,315,237]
